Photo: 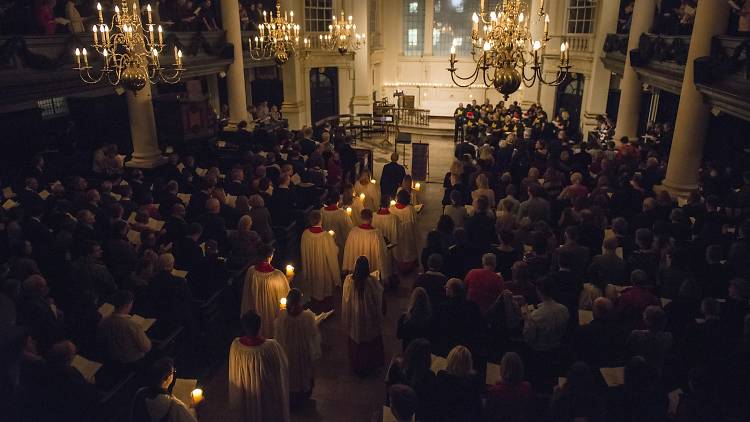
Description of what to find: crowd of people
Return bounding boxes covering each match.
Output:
[379,99,750,421]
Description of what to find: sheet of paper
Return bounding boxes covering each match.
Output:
[177,163,186,172]
[558,377,567,387]
[127,212,137,224]
[315,310,335,324]
[195,167,208,177]
[131,314,156,332]
[177,193,191,204]
[2,199,19,210]
[485,362,501,385]
[98,303,114,319]
[71,355,102,384]
[430,354,447,373]
[578,310,593,325]
[172,378,197,407]
[660,297,672,307]
[148,218,165,231]
[127,230,142,245]
[464,204,475,215]
[600,367,625,387]
[226,195,237,207]
[119,180,129,186]
[370,270,380,281]
[110,192,122,201]
[39,190,50,200]
[216,140,227,148]
[199,242,206,254]
[689,216,696,225]
[523,244,532,253]
[172,269,188,279]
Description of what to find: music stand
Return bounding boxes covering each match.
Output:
[395,132,412,169]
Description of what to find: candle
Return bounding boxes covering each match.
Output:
[328,230,335,236]
[133,3,138,20]
[279,297,287,310]
[97,3,103,24]
[177,50,182,67]
[480,0,484,11]
[191,388,204,405]
[359,193,365,201]
[472,13,478,32]
[82,48,88,67]
[103,49,109,68]
[390,200,396,206]
[560,42,566,62]
[147,4,153,24]
[370,179,376,184]
[544,14,549,36]
[541,0,545,12]
[346,207,352,215]
[414,182,421,191]
[74,48,81,68]
[450,45,456,61]
[158,25,163,44]
[285,264,295,278]
[92,25,98,44]
[149,24,154,44]
[114,5,120,22]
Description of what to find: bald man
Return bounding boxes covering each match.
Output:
[380,152,406,199]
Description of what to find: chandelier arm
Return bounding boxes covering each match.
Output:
[449,69,480,88]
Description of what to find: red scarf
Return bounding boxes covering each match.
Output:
[308,226,323,233]
[395,203,407,209]
[359,224,373,230]
[255,261,274,273]
[239,336,265,346]
[377,208,390,215]
[324,204,338,211]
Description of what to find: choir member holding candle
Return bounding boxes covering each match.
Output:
[320,191,354,255]
[299,211,340,309]
[229,311,290,422]
[389,190,420,273]
[343,209,392,282]
[240,244,291,338]
[353,170,380,211]
[342,256,384,376]
[273,289,322,407]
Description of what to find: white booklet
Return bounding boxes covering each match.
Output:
[430,354,447,373]
[600,367,625,387]
[131,314,157,332]
[314,310,335,324]
[72,355,102,384]
[172,378,197,406]
[485,362,501,385]
[98,303,115,319]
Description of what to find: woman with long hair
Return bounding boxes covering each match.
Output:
[486,352,533,422]
[341,256,384,376]
[397,288,432,351]
[432,345,483,421]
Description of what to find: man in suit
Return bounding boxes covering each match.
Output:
[18,177,44,211]
[553,226,591,280]
[575,297,627,367]
[380,153,406,200]
[549,250,584,333]
[198,198,228,249]
[268,173,297,227]
[299,126,318,156]
[518,184,550,223]
[173,223,205,273]
[164,203,189,244]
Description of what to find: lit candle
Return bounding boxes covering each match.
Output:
[359,193,365,201]
[147,4,153,24]
[92,25,98,44]
[133,3,138,20]
[414,182,421,191]
[103,48,109,68]
[74,48,81,68]
[158,25,163,44]
[518,12,524,24]
[191,388,204,405]
[390,200,396,206]
[97,3,103,24]
[472,13,478,32]
[450,45,456,61]
[290,10,294,22]
[328,230,335,236]
[285,264,295,278]
[148,24,154,44]
[177,50,183,67]
[114,5,120,22]
[82,48,88,67]
[279,297,287,310]
[370,179,376,184]
[560,41,566,62]
[544,14,549,37]
[346,207,352,216]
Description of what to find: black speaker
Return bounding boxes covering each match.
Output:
[396,132,412,144]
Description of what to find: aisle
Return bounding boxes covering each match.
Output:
[199,178,446,422]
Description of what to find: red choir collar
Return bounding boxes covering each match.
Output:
[255,261,275,273]
[239,336,265,346]
[324,204,339,211]
[359,223,373,230]
[395,203,407,209]
[308,226,323,233]
[377,208,390,215]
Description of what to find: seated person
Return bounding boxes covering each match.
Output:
[97,290,152,365]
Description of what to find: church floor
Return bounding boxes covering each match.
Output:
[198,136,454,421]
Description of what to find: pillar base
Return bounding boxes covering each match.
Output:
[655,179,698,199]
[351,95,371,115]
[282,101,307,129]
[126,154,167,169]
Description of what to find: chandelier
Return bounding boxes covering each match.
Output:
[248,1,304,65]
[74,2,183,92]
[447,0,570,100]
[319,10,365,55]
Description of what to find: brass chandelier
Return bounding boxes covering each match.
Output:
[319,10,365,55]
[74,1,184,92]
[447,0,571,100]
[248,1,304,64]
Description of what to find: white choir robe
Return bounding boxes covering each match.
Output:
[389,204,419,264]
[240,265,291,338]
[346,198,365,227]
[300,227,340,298]
[320,206,353,252]
[273,310,321,393]
[372,209,399,249]
[343,225,391,279]
[354,181,380,211]
[228,338,290,422]
[397,186,420,206]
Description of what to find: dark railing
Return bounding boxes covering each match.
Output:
[603,33,629,55]
[394,108,430,127]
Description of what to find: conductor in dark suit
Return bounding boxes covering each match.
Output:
[380,152,406,200]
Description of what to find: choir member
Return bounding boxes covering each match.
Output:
[343,209,392,281]
[240,245,290,338]
[342,256,384,376]
[300,211,340,308]
[389,190,419,273]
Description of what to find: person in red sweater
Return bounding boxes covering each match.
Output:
[617,269,659,330]
[464,253,504,315]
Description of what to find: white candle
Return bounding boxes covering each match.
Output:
[346,207,352,216]
[158,25,163,44]
[359,193,365,201]
[279,297,287,310]
[191,388,203,405]
[390,200,396,206]
[74,48,81,68]
[285,264,295,278]
[414,182,421,191]
[97,3,103,24]
[147,4,152,24]
[92,25,98,44]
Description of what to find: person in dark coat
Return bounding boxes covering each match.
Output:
[413,254,448,308]
[575,298,627,367]
[430,278,483,357]
[464,196,497,252]
[380,152,406,200]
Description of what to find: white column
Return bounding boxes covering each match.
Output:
[281,0,307,128]
[220,0,248,123]
[581,0,619,137]
[613,0,656,141]
[125,0,163,168]
[521,0,543,107]
[661,2,730,196]
[537,0,564,113]
[423,0,434,56]
[350,0,372,114]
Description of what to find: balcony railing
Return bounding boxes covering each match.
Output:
[549,33,595,55]
[394,108,430,127]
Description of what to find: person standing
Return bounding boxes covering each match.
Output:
[274,289,322,407]
[240,245,291,338]
[380,153,406,200]
[299,211,340,310]
[343,209,392,281]
[342,256,384,376]
[229,311,290,422]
